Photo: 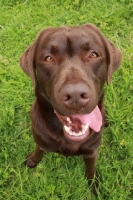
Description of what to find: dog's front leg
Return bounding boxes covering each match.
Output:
[83,149,98,195]
[25,145,44,168]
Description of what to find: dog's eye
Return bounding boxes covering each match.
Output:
[44,56,54,62]
[89,52,99,58]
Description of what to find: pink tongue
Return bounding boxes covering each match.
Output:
[71,106,102,132]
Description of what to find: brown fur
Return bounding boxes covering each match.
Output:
[20,23,122,194]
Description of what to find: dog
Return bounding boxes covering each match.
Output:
[20,23,122,194]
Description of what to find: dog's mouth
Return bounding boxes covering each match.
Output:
[54,106,102,142]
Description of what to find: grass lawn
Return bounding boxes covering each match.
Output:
[0,0,133,199]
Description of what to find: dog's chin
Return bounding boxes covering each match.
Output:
[54,106,103,142]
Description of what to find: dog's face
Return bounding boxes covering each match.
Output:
[20,24,122,142]
[36,26,107,113]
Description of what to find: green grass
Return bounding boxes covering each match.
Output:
[0,0,133,199]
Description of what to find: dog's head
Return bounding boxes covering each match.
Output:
[20,24,122,142]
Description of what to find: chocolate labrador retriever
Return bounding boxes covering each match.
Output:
[20,23,122,193]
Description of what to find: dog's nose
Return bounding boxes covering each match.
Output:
[60,83,90,109]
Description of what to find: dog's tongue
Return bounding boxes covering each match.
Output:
[70,106,102,132]
[55,106,102,133]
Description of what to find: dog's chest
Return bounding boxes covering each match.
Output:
[40,139,80,154]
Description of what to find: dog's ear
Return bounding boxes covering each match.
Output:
[84,23,122,85]
[19,28,55,89]
[19,41,37,89]
[105,39,122,85]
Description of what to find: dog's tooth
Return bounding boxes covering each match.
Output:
[72,132,77,136]
[64,125,71,133]
[82,129,86,135]
[78,131,82,136]
[69,131,74,136]
[72,132,76,136]
[66,117,69,122]
[66,117,71,123]
[64,124,88,137]
[74,131,83,136]
[82,123,89,132]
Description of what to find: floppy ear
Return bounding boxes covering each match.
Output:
[84,23,122,85]
[19,27,55,89]
[105,39,122,85]
[19,42,37,89]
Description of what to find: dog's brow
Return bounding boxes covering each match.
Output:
[50,45,60,55]
[81,42,90,51]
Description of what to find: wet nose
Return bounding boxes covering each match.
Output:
[60,83,90,109]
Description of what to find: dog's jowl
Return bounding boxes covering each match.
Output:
[20,23,122,194]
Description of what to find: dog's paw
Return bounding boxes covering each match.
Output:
[24,154,38,168]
